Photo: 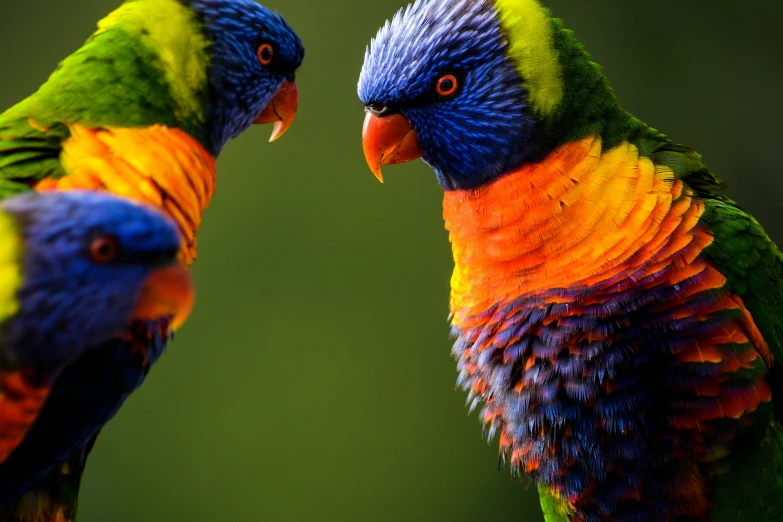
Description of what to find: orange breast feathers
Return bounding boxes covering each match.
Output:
[444,135,773,434]
[443,136,714,326]
[34,124,216,264]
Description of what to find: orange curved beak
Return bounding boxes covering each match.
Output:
[254,80,298,142]
[131,264,194,331]
[361,112,423,183]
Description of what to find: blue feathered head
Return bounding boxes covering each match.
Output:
[358,0,539,190]
[189,0,305,152]
[0,191,193,373]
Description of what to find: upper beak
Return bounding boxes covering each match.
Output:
[361,112,422,182]
[131,263,194,331]
[254,80,299,142]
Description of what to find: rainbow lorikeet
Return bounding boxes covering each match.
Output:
[0,189,192,476]
[359,0,783,520]
[0,0,302,519]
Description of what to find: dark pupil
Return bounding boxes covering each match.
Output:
[440,78,453,92]
[261,47,273,61]
[97,242,112,257]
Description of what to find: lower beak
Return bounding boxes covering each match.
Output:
[361,112,422,182]
[254,80,298,142]
[131,264,194,331]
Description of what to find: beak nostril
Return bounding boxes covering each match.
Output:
[367,102,394,117]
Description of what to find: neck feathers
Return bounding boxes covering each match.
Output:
[95,0,210,126]
[444,136,709,323]
[493,0,649,158]
[19,0,213,151]
[446,136,773,518]
[493,0,563,120]
[20,0,212,151]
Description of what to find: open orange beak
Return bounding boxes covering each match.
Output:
[254,80,298,142]
[131,264,194,331]
[361,112,423,182]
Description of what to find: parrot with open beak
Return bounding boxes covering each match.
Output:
[0,0,303,518]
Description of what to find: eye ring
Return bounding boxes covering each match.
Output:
[89,235,119,263]
[257,43,274,65]
[435,73,459,97]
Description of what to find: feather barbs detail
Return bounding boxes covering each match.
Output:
[445,136,774,518]
[35,124,216,265]
[445,136,709,322]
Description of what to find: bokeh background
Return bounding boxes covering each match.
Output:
[1,1,782,520]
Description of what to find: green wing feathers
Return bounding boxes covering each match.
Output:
[632,125,726,196]
[0,1,206,196]
[0,105,68,193]
[0,24,178,195]
[701,199,783,365]
[698,196,783,520]
[538,485,573,522]
[709,419,783,520]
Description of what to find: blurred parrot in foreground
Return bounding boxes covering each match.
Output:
[0,190,192,516]
[0,0,303,519]
[359,0,783,520]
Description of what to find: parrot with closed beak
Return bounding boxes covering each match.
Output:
[358,0,783,520]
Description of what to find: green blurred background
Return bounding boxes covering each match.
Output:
[1,1,781,520]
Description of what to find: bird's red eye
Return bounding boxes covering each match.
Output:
[257,43,274,65]
[89,235,119,263]
[436,74,459,97]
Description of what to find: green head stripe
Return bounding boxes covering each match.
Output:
[95,0,210,122]
[493,0,563,119]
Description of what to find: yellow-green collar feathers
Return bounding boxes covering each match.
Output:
[95,0,210,123]
[493,0,563,120]
[0,211,22,329]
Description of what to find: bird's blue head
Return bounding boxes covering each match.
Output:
[0,191,194,373]
[358,0,570,190]
[188,0,305,152]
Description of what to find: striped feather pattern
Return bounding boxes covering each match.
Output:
[445,137,772,520]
